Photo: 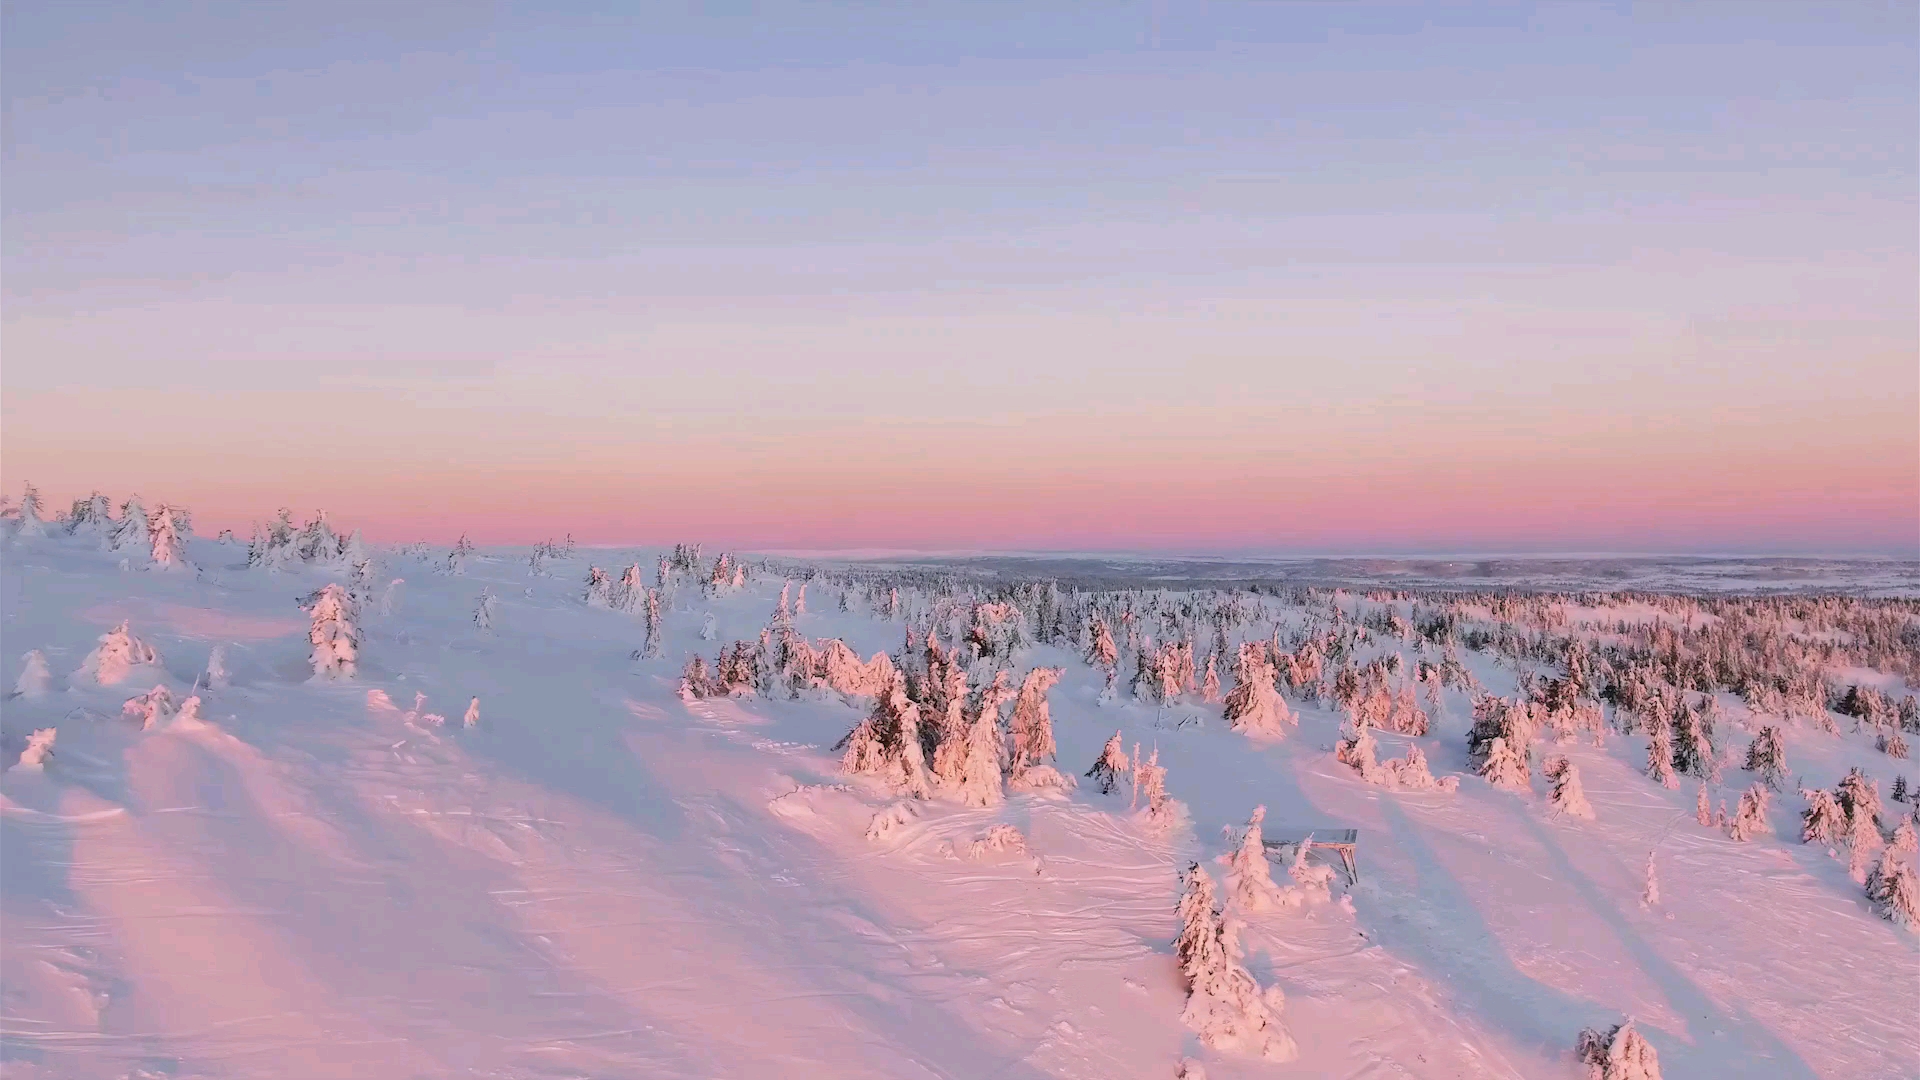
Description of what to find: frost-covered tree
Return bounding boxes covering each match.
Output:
[14,650,52,697]
[464,697,480,728]
[1173,863,1296,1060]
[1479,736,1531,791]
[66,492,114,538]
[836,672,934,799]
[301,583,360,679]
[75,621,160,686]
[642,589,663,659]
[1645,720,1678,789]
[1087,616,1118,671]
[1799,787,1847,846]
[110,496,151,554]
[1727,783,1771,842]
[1545,756,1595,820]
[147,504,193,571]
[1085,731,1130,794]
[473,588,497,633]
[122,685,176,730]
[1223,643,1295,739]
[1866,850,1920,930]
[1221,806,1299,913]
[1743,726,1787,788]
[1838,767,1883,833]
[13,483,47,538]
[584,566,614,608]
[15,727,57,769]
[1847,804,1883,883]
[953,673,1016,807]
[1007,667,1062,777]
[1201,653,1222,704]
[613,564,644,613]
[1695,784,1713,827]
[1576,1019,1662,1080]
[1336,717,1385,783]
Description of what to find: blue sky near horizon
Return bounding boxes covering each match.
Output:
[3,2,1915,553]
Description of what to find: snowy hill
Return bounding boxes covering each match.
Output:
[2,525,1915,1079]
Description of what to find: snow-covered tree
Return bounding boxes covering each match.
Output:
[1221,806,1301,912]
[1546,756,1595,820]
[1087,617,1118,671]
[110,496,151,554]
[1478,735,1531,791]
[1744,726,1788,788]
[1085,731,1130,794]
[301,583,360,679]
[66,492,113,539]
[1007,667,1062,777]
[1223,643,1294,739]
[13,483,47,538]
[75,621,160,686]
[122,685,176,730]
[1201,653,1222,704]
[1645,720,1678,789]
[1696,784,1713,827]
[147,504,193,571]
[584,566,613,608]
[1800,787,1847,845]
[642,589,663,659]
[1866,850,1920,930]
[1838,767,1883,833]
[1727,783,1771,842]
[1576,1019,1662,1080]
[836,672,933,800]
[473,589,497,633]
[1173,862,1297,1060]
[14,650,52,697]
[464,697,480,728]
[14,728,56,769]
[953,673,1016,807]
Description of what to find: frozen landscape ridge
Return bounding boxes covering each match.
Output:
[1,499,1916,1079]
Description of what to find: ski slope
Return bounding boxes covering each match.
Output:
[2,531,1915,1079]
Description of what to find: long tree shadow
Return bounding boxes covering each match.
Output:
[1513,812,1821,1079]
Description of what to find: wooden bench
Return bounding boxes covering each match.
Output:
[1263,828,1359,884]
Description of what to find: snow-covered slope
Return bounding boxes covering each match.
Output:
[2,531,1914,1079]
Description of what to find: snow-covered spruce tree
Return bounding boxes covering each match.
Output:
[1223,643,1295,739]
[642,589,662,659]
[75,621,160,686]
[1727,783,1771,842]
[1479,736,1531,791]
[1743,726,1787,788]
[66,492,114,539]
[1545,756,1595,820]
[1087,616,1118,672]
[1137,748,1184,831]
[1201,653,1222,704]
[1386,742,1458,792]
[12,483,48,538]
[147,504,193,572]
[1671,701,1717,781]
[929,665,974,786]
[835,672,934,799]
[1696,785,1713,827]
[1847,801,1884,883]
[296,511,342,564]
[679,656,713,699]
[1880,729,1911,759]
[613,564,644,613]
[1838,767,1884,833]
[1866,849,1920,930]
[1221,806,1300,913]
[122,685,176,730]
[1645,718,1679,790]
[14,650,52,697]
[1173,862,1297,1060]
[1007,667,1066,787]
[952,672,1017,807]
[1893,816,1919,856]
[301,583,360,679]
[15,728,57,769]
[584,566,613,608]
[110,496,151,554]
[1799,787,1847,845]
[1576,1019,1662,1080]
[463,697,480,728]
[1335,717,1386,784]
[473,588,497,633]
[1085,731,1131,795]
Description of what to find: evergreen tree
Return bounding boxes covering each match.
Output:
[1084,731,1130,794]
[301,584,360,679]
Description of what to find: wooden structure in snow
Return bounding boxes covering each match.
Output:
[1264,828,1359,884]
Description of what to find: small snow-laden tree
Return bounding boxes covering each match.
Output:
[1727,783,1771,842]
[1386,742,1459,792]
[1201,653,1222,704]
[1641,851,1660,907]
[1007,667,1063,778]
[1545,756,1595,820]
[147,504,193,572]
[1879,729,1911,759]
[1285,839,1336,901]
[1223,643,1295,740]
[66,492,114,539]
[1085,730,1131,794]
[1696,784,1713,827]
[612,564,644,613]
[473,588,498,634]
[1173,863,1298,1060]
[1087,617,1118,671]
[301,583,360,679]
[296,511,342,564]
[122,684,176,730]
[1138,748,1184,832]
[1479,736,1531,791]
[14,727,57,769]
[12,482,48,538]
[795,583,807,616]
[14,650,52,697]
[1838,767,1883,834]
[75,621,160,686]
[836,672,934,799]
[1867,850,1920,930]
[1799,787,1847,846]
[110,496,151,554]
[1645,719,1679,790]
[1576,1019,1662,1080]
[928,665,973,782]
[952,671,1017,807]
[1892,816,1918,856]
[1743,726,1788,789]
[642,589,663,659]
[1335,717,1386,784]
[584,566,614,608]
[1847,803,1884,883]
[464,697,480,728]
[679,655,713,700]
[1221,806,1300,913]
[1671,701,1717,781]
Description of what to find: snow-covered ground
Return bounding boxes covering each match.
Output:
[2,529,1915,1079]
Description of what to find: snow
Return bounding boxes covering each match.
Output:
[0,532,1915,1079]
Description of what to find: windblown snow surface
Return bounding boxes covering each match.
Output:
[2,534,1915,1079]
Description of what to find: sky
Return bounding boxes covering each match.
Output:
[3,1,1915,554]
